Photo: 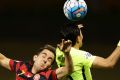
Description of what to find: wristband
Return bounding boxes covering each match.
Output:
[117,40,120,47]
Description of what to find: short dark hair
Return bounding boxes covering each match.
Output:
[36,44,56,64]
[60,23,81,46]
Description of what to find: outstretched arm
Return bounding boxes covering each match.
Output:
[0,53,11,70]
[56,39,73,79]
[92,40,120,69]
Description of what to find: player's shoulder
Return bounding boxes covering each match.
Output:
[13,59,31,66]
[71,47,88,54]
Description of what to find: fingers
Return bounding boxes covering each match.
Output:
[61,39,72,47]
[64,40,72,45]
[57,39,72,52]
[57,39,64,50]
[64,40,72,53]
[78,24,84,29]
[61,39,72,53]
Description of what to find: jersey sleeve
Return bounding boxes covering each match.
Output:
[56,47,65,67]
[9,59,22,72]
[83,52,96,68]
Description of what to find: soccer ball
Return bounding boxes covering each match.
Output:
[63,0,87,21]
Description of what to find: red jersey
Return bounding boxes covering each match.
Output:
[9,59,57,80]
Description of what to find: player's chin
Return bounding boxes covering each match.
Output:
[40,66,47,71]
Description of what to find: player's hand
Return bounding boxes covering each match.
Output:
[57,39,72,54]
[117,40,120,47]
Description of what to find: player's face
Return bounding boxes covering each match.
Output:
[33,49,55,71]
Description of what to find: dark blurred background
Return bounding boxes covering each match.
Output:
[0,0,120,80]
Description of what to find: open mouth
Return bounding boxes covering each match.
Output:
[40,65,45,69]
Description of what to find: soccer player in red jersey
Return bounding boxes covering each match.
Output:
[0,40,73,80]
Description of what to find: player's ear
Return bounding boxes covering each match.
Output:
[33,55,38,61]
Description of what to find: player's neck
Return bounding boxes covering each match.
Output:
[73,44,80,50]
[31,66,38,74]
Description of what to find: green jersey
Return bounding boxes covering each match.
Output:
[56,47,96,80]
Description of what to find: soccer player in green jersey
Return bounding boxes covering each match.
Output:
[56,23,120,80]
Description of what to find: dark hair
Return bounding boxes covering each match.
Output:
[60,23,81,46]
[36,44,56,64]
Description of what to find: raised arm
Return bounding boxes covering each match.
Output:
[56,39,73,79]
[92,40,120,69]
[0,53,11,70]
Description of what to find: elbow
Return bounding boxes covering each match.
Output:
[104,63,115,69]
[103,58,116,69]
[107,64,115,69]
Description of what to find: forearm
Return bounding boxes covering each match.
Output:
[93,41,120,69]
[0,53,6,63]
[105,47,120,68]
[56,39,73,79]
[64,52,73,74]
[106,41,120,68]
[56,52,73,79]
[0,53,10,70]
